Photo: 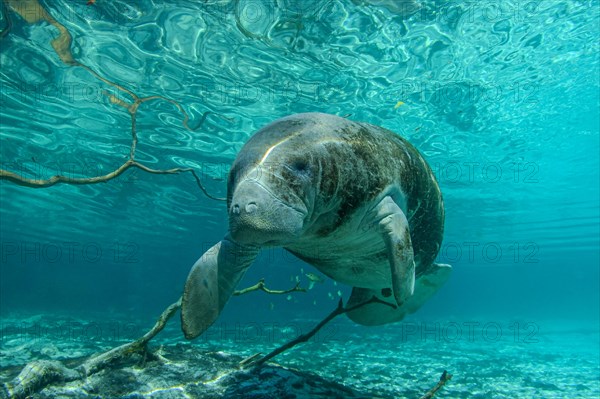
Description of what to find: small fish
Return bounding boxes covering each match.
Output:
[305,272,324,290]
[328,292,334,300]
[269,302,275,311]
[337,290,342,297]
[286,295,292,301]
[394,101,405,109]
[313,300,317,306]
[305,272,324,283]
[295,275,300,283]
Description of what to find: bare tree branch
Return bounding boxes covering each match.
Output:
[233,278,306,296]
[0,0,229,202]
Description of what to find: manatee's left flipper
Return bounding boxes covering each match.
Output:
[371,195,415,306]
[181,236,259,339]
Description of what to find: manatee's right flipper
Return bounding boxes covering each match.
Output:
[347,263,452,326]
[181,237,259,339]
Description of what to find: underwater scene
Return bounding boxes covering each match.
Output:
[0,0,599,398]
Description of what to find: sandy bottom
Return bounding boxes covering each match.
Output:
[1,314,598,398]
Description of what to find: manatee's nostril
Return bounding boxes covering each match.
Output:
[232,204,240,215]
[245,202,258,214]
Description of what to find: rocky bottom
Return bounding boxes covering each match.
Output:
[2,346,384,399]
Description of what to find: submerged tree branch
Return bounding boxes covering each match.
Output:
[233,278,306,296]
[79,298,182,377]
[1,298,183,399]
[241,296,397,368]
[418,370,453,399]
[0,0,230,201]
[0,160,225,201]
[239,296,454,398]
[0,280,306,398]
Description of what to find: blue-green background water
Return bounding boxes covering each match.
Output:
[0,0,599,397]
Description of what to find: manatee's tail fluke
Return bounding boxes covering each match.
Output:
[346,263,452,326]
[181,238,259,339]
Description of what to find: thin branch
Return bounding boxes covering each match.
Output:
[418,370,453,399]
[242,296,397,368]
[0,161,226,202]
[233,278,306,296]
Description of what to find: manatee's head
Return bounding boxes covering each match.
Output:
[227,114,341,246]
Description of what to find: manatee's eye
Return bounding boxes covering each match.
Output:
[291,159,309,174]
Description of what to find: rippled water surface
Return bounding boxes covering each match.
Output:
[0,0,599,397]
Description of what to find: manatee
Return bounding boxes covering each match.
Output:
[181,112,451,339]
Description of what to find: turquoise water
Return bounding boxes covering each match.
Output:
[0,0,599,398]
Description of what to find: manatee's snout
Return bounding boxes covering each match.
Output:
[229,179,306,245]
